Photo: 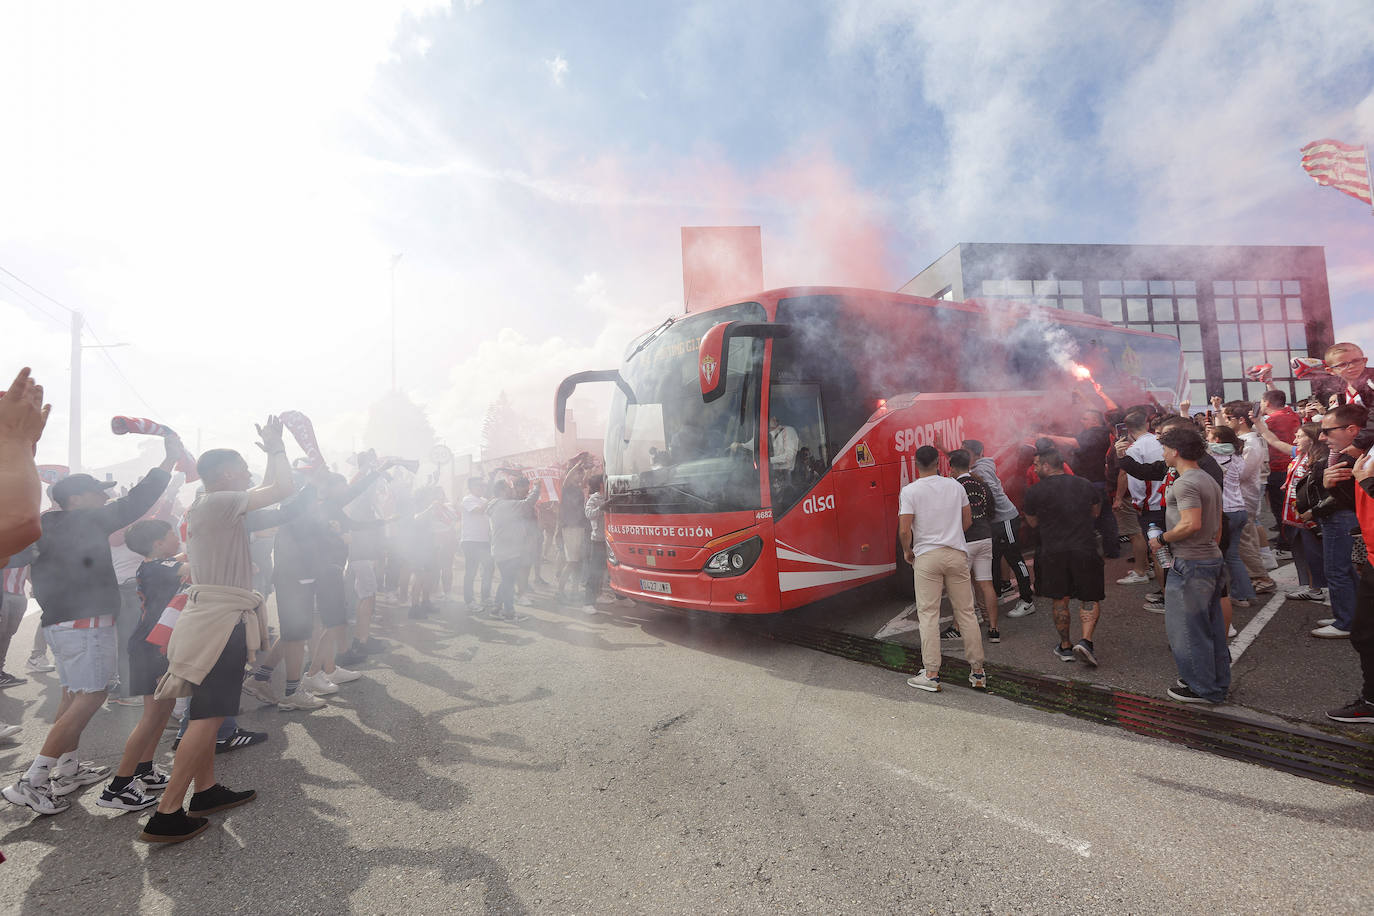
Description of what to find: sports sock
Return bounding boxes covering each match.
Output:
[108,775,135,792]
[134,760,154,777]
[252,665,274,682]
[53,750,78,777]
[24,754,59,786]
[285,678,300,697]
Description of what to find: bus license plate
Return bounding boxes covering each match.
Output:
[640,579,672,594]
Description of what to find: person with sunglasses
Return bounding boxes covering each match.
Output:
[1298,404,1370,639]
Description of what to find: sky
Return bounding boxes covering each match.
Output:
[2,0,1373,477]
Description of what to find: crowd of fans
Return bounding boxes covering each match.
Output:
[0,370,620,843]
[0,340,1370,844]
[888,342,1374,721]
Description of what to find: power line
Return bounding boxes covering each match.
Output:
[85,322,166,418]
[0,262,165,417]
[0,276,69,331]
[0,264,76,314]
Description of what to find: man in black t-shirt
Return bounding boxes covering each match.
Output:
[1023,448,1105,667]
[1073,410,1120,559]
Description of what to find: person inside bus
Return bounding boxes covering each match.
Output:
[728,414,799,480]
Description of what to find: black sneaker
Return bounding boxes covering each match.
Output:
[986,627,1000,643]
[187,784,257,816]
[215,728,268,754]
[97,781,159,812]
[1053,644,1076,662]
[336,647,367,668]
[1167,684,1215,704]
[140,809,211,843]
[1072,639,1098,667]
[362,637,388,654]
[0,671,28,689]
[1326,696,1374,724]
[940,626,961,639]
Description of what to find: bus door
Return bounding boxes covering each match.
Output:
[767,382,843,598]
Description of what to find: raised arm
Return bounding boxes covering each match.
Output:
[247,416,295,511]
[0,368,48,560]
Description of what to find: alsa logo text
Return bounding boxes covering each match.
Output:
[802,494,835,515]
[894,415,966,453]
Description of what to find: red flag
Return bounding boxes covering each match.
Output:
[1301,139,1372,206]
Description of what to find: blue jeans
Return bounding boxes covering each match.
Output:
[1319,510,1359,631]
[1222,510,1256,600]
[1289,525,1327,589]
[1164,556,1229,703]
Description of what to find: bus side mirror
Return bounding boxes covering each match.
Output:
[698,321,791,403]
[554,370,636,433]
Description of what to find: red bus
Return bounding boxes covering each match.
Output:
[555,287,1184,614]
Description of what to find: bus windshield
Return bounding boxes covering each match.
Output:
[605,301,767,514]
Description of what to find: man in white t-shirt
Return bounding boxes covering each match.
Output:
[897,445,987,693]
[459,478,493,610]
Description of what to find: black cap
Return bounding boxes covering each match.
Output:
[50,473,117,507]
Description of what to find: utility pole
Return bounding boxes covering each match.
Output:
[68,310,83,473]
[390,253,403,390]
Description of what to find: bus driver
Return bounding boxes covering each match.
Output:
[729,415,800,483]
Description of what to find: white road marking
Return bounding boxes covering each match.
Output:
[1229,590,1287,662]
[878,762,1092,858]
[1228,562,1297,662]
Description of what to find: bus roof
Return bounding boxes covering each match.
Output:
[675,285,1176,342]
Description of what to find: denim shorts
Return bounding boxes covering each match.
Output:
[45,625,118,693]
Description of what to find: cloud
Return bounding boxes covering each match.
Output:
[545,54,569,86]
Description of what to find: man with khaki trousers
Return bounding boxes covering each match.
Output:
[899,445,988,693]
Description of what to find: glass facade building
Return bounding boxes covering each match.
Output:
[900,243,1335,407]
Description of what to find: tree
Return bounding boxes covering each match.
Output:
[481,391,545,461]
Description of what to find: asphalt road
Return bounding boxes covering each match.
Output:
[1,591,1371,915]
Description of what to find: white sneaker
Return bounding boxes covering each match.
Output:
[25,655,55,673]
[325,666,361,685]
[0,722,20,740]
[906,670,942,692]
[1311,624,1351,639]
[49,762,111,797]
[1287,586,1325,601]
[1007,600,1035,619]
[582,603,599,616]
[1227,624,1238,638]
[278,689,327,711]
[1116,570,1150,585]
[3,778,70,815]
[242,678,279,706]
[1259,548,1278,571]
[1317,617,1336,627]
[301,673,339,696]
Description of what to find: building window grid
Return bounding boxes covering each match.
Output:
[980,279,1086,312]
[1212,279,1308,404]
[983,276,1314,407]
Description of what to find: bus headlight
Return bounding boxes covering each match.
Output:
[703,536,763,578]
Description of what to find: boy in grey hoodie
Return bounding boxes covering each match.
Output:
[963,440,1035,619]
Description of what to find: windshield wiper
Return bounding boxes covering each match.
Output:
[626,317,675,362]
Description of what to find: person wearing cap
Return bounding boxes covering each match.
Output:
[2,434,179,816]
